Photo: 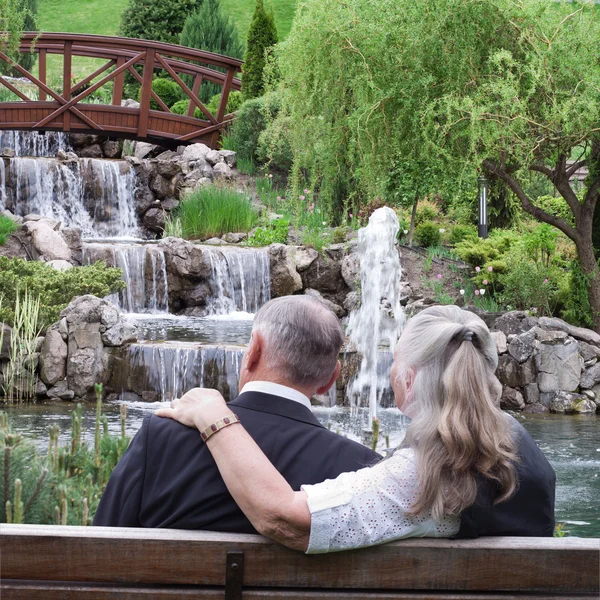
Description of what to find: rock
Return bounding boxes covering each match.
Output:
[538,316,600,346]
[204,237,226,245]
[159,238,212,280]
[580,363,600,389]
[143,207,166,232]
[219,150,236,167]
[125,156,142,166]
[161,198,180,212]
[184,161,214,182]
[500,386,525,411]
[61,227,82,252]
[212,162,234,179]
[343,291,360,312]
[155,150,178,162]
[536,337,582,393]
[490,331,508,354]
[548,391,586,414]
[22,213,44,222]
[61,295,119,329]
[572,398,597,413]
[35,380,48,397]
[295,247,319,272]
[206,149,225,165]
[185,282,212,307]
[508,329,536,363]
[58,318,68,341]
[181,143,211,162]
[268,244,303,296]
[304,289,345,318]
[133,142,158,160]
[77,144,103,158]
[101,319,138,347]
[522,383,540,405]
[154,160,182,179]
[47,259,73,271]
[56,149,78,161]
[102,140,121,158]
[46,379,75,400]
[533,327,568,344]
[591,384,600,406]
[30,222,72,261]
[69,134,104,147]
[523,403,548,414]
[0,324,11,360]
[221,232,247,244]
[494,311,539,336]
[122,98,140,109]
[23,216,60,231]
[496,355,537,388]
[149,173,174,199]
[67,345,103,398]
[1,147,15,157]
[341,253,360,291]
[301,251,348,300]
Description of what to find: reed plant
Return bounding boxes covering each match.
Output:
[0,215,19,246]
[175,185,258,240]
[1,290,41,403]
[0,387,130,525]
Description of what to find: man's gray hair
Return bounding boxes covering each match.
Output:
[252,296,344,387]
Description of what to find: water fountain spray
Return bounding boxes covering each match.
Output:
[346,207,405,422]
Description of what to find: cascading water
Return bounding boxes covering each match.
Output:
[0,159,6,209]
[1,157,139,237]
[83,242,169,314]
[204,247,271,315]
[346,207,405,421]
[123,342,244,402]
[0,130,71,157]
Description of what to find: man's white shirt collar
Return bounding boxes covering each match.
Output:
[240,381,312,410]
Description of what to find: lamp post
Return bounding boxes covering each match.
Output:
[477,175,489,239]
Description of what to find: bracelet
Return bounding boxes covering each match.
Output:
[200,413,240,442]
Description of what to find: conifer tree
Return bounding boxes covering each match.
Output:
[181,0,244,102]
[0,0,38,75]
[243,0,278,99]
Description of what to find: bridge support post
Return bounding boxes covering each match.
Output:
[138,48,155,139]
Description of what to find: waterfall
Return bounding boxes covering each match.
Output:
[124,342,243,402]
[0,159,6,210]
[2,157,138,237]
[345,207,405,420]
[204,247,270,315]
[83,242,168,314]
[0,131,71,157]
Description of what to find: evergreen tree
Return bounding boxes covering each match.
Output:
[243,0,278,99]
[0,0,38,75]
[119,0,202,45]
[180,0,244,103]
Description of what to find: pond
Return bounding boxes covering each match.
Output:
[6,401,599,538]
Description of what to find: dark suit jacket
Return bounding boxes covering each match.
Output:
[93,391,381,531]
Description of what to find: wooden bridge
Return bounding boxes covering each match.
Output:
[0,33,243,148]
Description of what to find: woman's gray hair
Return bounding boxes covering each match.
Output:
[252,296,344,387]
[396,305,517,520]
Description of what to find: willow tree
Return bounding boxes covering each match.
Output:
[272,0,600,330]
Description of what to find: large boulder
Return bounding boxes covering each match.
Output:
[294,247,318,272]
[268,244,303,296]
[341,253,361,291]
[39,326,68,385]
[535,336,582,393]
[304,288,345,318]
[507,329,536,363]
[493,311,539,336]
[159,237,212,280]
[180,143,211,162]
[580,363,600,389]
[496,354,536,388]
[28,221,72,261]
[101,319,138,347]
[548,391,595,414]
[537,316,600,346]
[500,386,525,411]
[143,207,166,232]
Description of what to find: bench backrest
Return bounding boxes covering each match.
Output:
[1,525,599,599]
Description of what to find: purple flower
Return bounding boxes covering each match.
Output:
[475,266,481,272]
[543,278,549,284]
[277,196,282,201]
[437,274,442,280]
[299,195,305,201]
[474,290,480,296]
[488,266,493,272]
[483,279,488,285]
[303,188,310,194]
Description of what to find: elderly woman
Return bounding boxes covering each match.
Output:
[156,306,555,553]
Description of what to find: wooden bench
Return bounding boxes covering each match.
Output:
[1,525,598,599]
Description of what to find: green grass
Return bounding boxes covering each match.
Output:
[173,185,258,240]
[0,215,19,245]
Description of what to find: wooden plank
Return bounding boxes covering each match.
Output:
[63,40,72,131]
[0,581,590,600]
[112,57,125,106]
[38,49,46,101]
[187,74,203,117]
[137,48,155,138]
[1,526,598,594]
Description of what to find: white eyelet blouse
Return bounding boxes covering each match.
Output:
[301,447,460,554]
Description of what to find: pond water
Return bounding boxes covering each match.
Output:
[5,401,599,538]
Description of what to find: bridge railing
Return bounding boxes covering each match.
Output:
[0,33,244,146]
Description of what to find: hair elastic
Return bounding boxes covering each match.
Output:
[462,330,474,342]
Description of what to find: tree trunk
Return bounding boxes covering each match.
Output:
[408,194,418,248]
[576,238,600,333]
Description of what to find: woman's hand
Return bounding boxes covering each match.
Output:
[155,388,229,431]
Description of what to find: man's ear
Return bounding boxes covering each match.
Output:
[316,360,341,395]
[405,367,415,396]
[245,331,264,372]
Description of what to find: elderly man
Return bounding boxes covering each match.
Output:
[93,296,379,530]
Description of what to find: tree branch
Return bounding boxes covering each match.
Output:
[482,159,579,243]
[566,159,586,179]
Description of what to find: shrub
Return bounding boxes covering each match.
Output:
[415,200,440,225]
[454,238,501,268]
[0,215,18,245]
[449,224,477,246]
[257,114,294,172]
[0,0,38,75]
[138,78,182,111]
[172,92,243,118]
[560,259,595,329]
[247,218,289,246]
[0,258,125,331]
[119,0,201,44]
[414,221,441,248]
[536,195,575,226]
[180,0,245,103]
[174,186,258,240]
[243,0,278,99]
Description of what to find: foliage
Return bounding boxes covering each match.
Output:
[449,224,477,246]
[534,196,575,228]
[205,90,244,116]
[560,259,595,329]
[256,113,293,171]
[0,258,125,331]
[173,186,258,240]
[414,221,441,249]
[163,214,183,238]
[0,215,18,245]
[0,394,130,525]
[0,291,40,403]
[247,218,289,246]
[243,0,278,99]
[180,0,244,103]
[119,0,201,44]
[0,0,38,75]
[415,200,441,226]
[138,78,182,111]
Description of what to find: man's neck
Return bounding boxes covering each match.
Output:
[242,372,317,399]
